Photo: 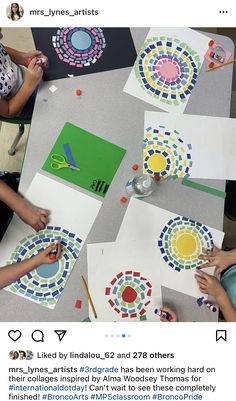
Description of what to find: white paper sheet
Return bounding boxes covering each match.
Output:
[144,111,236,180]
[117,198,224,298]
[87,240,162,321]
[124,28,210,113]
[0,173,102,309]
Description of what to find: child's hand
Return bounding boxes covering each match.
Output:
[198,245,236,274]
[23,50,43,63]
[160,307,177,322]
[16,200,49,232]
[24,58,43,90]
[33,244,62,266]
[195,269,224,298]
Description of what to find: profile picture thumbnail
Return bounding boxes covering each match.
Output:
[9,350,34,360]
[18,350,26,360]
[7,3,24,21]
[9,351,19,360]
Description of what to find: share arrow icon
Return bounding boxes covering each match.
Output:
[54,330,67,342]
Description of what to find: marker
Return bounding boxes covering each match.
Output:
[197,297,217,312]
[197,296,205,306]
[206,302,218,312]
[154,308,171,321]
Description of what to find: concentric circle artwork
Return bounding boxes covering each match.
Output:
[134,36,201,107]
[143,125,192,179]
[158,217,214,271]
[6,226,82,308]
[105,271,152,320]
[52,28,106,67]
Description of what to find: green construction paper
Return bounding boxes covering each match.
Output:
[82,317,91,322]
[42,122,126,198]
[182,178,226,199]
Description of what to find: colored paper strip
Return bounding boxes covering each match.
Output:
[182,178,226,199]
[75,299,82,309]
[63,143,76,170]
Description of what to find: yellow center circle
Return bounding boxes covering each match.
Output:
[176,233,196,256]
[148,153,167,172]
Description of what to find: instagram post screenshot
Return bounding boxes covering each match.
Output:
[0,1,235,400]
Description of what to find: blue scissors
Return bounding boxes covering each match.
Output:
[50,154,80,172]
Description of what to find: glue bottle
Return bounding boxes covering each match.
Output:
[125,174,155,198]
[49,237,60,261]
[49,244,58,261]
[25,56,49,68]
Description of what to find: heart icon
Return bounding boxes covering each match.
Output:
[8,330,22,342]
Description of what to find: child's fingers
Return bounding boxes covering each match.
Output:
[39,218,47,227]
[194,273,206,281]
[195,269,209,278]
[32,218,45,231]
[198,254,210,261]
[39,208,49,217]
[195,274,206,285]
[37,220,45,231]
[55,243,61,257]
[201,248,213,256]
[201,248,218,258]
[28,57,37,68]
[206,249,214,255]
[208,257,215,263]
[34,223,41,232]
[39,214,48,226]
[197,262,211,268]
[44,244,57,256]
[195,277,208,289]
[47,243,61,257]
[198,285,208,293]
[198,254,215,264]
[48,243,62,262]
[212,244,220,254]
[198,280,208,288]
[33,65,42,74]
[200,259,215,268]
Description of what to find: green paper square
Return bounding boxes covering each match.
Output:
[42,122,126,198]
[140,315,147,321]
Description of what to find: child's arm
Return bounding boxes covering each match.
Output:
[0,180,48,231]
[0,58,43,117]
[195,269,236,322]
[4,47,43,66]
[0,244,61,289]
[199,245,236,274]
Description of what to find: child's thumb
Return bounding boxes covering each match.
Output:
[28,58,36,68]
